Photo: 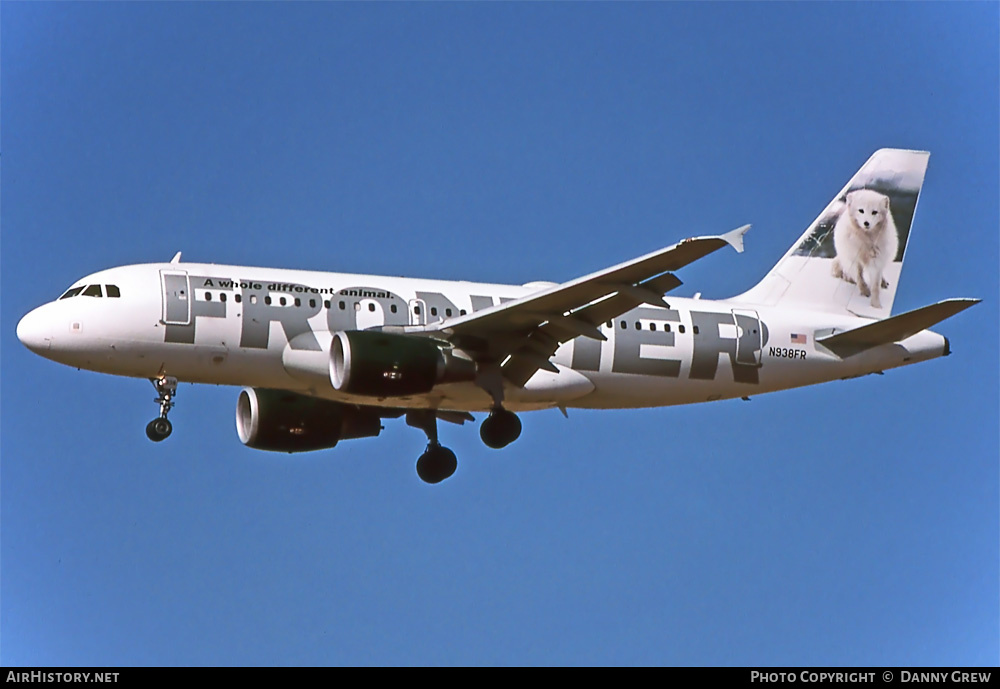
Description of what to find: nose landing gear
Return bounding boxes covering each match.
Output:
[146,417,172,442]
[146,376,177,442]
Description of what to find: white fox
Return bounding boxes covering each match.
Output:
[831,188,899,308]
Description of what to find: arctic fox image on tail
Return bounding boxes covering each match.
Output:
[830,188,900,309]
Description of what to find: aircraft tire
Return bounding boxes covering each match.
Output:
[416,445,457,484]
[146,418,173,442]
[480,409,522,449]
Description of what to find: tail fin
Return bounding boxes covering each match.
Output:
[734,149,930,319]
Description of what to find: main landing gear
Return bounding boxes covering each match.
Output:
[480,408,522,449]
[146,376,177,442]
[407,410,458,484]
[406,366,524,482]
[475,365,522,450]
[417,445,458,485]
[406,406,522,484]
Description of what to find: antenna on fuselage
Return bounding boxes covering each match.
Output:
[170,252,182,264]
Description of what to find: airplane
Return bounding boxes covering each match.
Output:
[16,149,979,483]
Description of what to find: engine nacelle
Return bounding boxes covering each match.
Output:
[330,330,476,397]
[236,387,382,453]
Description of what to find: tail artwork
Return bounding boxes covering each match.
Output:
[735,149,930,319]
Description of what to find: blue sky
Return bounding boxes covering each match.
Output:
[2,2,997,666]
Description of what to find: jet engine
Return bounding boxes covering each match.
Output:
[330,331,476,397]
[236,387,383,452]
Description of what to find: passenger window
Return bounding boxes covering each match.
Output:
[324,300,330,309]
[368,303,375,312]
[445,308,452,317]
[106,285,121,298]
[339,301,346,310]
[650,323,656,331]
[414,306,421,315]
[679,325,686,334]
[265,296,272,305]
[220,293,227,302]
[460,310,466,316]
[620,321,626,329]
[390,304,398,314]
[634,321,641,330]
[606,321,612,328]
[310,299,316,308]
[205,292,212,301]
[665,324,671,332]
[693,326,699,335]
[83,285,103,297]
[279,297,286,306]
[431,307,438,317]
[235,294,242,304]
[295,298,301,307]
[59,286,85,300]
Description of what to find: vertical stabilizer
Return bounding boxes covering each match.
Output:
[733,149,929,318]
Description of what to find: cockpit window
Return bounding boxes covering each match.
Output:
[82,285,103,297]
[106,285,121,298]
[59,286,85,300]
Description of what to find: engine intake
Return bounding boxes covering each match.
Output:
[236,387,382,453]
[330,330,476,397]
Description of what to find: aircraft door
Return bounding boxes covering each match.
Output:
[732,309,763,366]
[408,299,427,326]
[161,270,191,325]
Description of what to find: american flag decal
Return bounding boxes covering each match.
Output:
[790,333,807,344]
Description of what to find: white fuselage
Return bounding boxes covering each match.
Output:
[17,261,949,413]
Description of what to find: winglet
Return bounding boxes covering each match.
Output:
[170,251,183,264]
[721,224,750,254]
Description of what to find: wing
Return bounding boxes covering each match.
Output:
[412,225,750,386]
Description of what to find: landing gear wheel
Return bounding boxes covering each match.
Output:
[480,409,522,449]
[416,444,458,484]
[146,417,173,442]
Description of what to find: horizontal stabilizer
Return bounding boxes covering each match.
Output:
[816,298,980,358]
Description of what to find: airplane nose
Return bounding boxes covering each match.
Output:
[17,306,53,352]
